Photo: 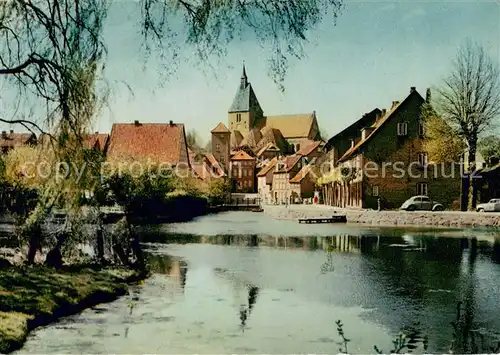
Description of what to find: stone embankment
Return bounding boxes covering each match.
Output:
[263,205,500,228]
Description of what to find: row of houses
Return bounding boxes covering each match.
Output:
[318,86,463,210]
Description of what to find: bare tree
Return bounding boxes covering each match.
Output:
[433,40,500,209]
[1,0,343,133]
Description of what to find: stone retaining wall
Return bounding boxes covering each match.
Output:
[263,205,500,228]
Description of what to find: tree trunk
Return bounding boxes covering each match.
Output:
[467,137,478,210]
[26,223,42,265]
[125,215,145,270]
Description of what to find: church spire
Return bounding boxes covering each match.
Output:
[241,62,248,89]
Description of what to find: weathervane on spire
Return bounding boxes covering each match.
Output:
[241,61,248,88]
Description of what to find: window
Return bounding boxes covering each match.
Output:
[418,122,425,137]
[418,152,428,166]
[236,113,242,122]
[372,185,379,197]
[417,182,428,196]
[397,122,408,136]
[215,144,220,152]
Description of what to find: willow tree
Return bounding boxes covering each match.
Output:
[430,40,500,209]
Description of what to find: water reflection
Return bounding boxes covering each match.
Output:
[16,221,500,354]
[141,232,500,353]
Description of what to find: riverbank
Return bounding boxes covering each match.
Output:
[0,265,148,354]
[263,205,500,228]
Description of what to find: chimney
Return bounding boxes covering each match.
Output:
[391,101,400,109]
[169,120,174,126]
[426,88,431,104]
[361,127,374,140]
[134,120,140,126]
[410,86,416,93]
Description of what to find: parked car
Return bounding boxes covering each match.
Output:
[400,195,444,211]
[476,199,500,212]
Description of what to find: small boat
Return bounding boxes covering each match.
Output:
[251,207,264,212]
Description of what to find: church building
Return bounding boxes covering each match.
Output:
[211,65,322,159]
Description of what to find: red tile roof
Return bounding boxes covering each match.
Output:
[204,153,225,176]
[107,122,189,166]
[290,165,314,183]
[276,154,301,173]
[211,122,231,133]
[338,89,424,163]
[84,133,109,151]
[231,150,255,161]
[297,140,321,157]
[257,157,278,177]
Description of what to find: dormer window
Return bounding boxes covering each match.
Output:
[397,122,408,136]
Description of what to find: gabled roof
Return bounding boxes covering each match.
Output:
[338,89,425,163]
[257,126,288,152]
[231,150,255,161]
[211,122,231,133]
[276,154,301,173]
[265,113,316,139]
[230,130,244,148]
[297,140,321,157]
[0,132,36,148]
[192,162,212,181]
[290,165,315,183]
[107,122,189,166]
[241,127,262,147]
[257,157,278,177]
[84,133,109,151]
[256,142,280,157]
[229,68,263,114]
[324,108,381,152]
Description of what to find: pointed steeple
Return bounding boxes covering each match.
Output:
[241,62,248,89]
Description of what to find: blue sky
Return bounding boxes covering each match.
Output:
[1,0,499,144]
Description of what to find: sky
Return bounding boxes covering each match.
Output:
[1,0,500,145]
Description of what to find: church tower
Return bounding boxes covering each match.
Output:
[228,64,264,139]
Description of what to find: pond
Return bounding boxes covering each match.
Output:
[16,212,500,354]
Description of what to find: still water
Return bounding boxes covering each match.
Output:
[17,212,500,354]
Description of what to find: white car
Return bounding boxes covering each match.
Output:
[400,195,444,211]
[476,199,500,212]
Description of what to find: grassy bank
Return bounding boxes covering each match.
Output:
[0,265,148,354]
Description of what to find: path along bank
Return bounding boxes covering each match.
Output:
[263,205,500,228]
[0,265,147,354]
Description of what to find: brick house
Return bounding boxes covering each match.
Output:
[107,120,191,169]
[289,165,318,202]
[230,150,256,193]
[271,155,302,204]
[320,87,461,210]
[0,130,37,154]
[257,157,278,204]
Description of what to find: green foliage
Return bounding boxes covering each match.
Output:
[207,177,231,206]
[422,103,466,163]
[478,135,500,164]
